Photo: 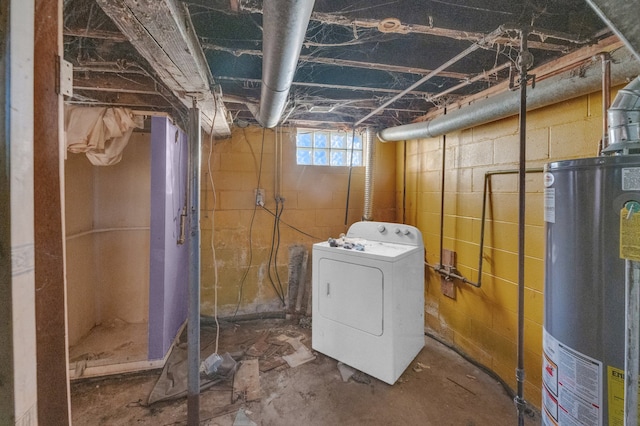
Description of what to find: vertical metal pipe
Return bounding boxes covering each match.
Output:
[515,30,530,426]
[362,128,376,221]
[187,101,202,426]
[438,134,446,267]
[624,259,640,426]
[601,53,611,152]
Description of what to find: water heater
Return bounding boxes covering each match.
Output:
[543,156,640,425]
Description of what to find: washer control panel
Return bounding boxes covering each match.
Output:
[348,221,422,247]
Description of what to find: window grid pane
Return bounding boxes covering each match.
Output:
[296,129,364,167]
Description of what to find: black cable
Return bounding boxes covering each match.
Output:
[233,128,267,318]
[233,201,258,318]
[266,198,285,304]
[260,205,322,240]
[273,199,286,300]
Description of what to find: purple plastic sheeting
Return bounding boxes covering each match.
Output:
[148,117,189,360]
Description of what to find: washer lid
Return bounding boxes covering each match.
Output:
[314,240,420,261]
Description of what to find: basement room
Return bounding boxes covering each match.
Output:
[3,0,640,425]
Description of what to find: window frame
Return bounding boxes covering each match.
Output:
[295,128,364,167]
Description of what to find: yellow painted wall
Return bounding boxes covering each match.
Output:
[398,87,621,408]
[201,126,396,316]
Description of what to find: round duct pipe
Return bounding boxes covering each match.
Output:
[378,48,640,142]
[603,75,640,154]
[363,128,376,221]
[257,0,315,128]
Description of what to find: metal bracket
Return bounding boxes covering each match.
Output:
[509,67,536,91]
[55,56,73,97]
[440,249,458,299]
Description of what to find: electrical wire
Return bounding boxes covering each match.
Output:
[274,200,285,298]
[266,198,286,305]
[260,205,322,240]
[233,195,258,318]
[208,95,220,355]
[234,128,267,318]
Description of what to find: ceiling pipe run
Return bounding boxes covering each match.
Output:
[255,0,315,128]
[378,48,640,142]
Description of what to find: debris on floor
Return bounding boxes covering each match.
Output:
[232,408,257,426]
[337,362,355,382]
[277,334,316,368]
[71,319,540,425]
[232,359,261,402]
[147,342,229,405]
[412,361,430,373]
[336,362,371,384]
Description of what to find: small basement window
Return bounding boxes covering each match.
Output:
[296,129,363,166]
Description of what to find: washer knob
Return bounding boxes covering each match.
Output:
[377,224,386,233]
[403,228,411,236]
[394,227,402,234]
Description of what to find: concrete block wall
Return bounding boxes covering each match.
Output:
[200,126,396,316]
[399,87,621,408]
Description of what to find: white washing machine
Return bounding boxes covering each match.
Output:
[312,221,425,385]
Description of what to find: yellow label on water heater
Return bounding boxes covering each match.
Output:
[607,366,640,426]
[620,204,640,261]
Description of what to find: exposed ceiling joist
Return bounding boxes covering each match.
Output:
[95,0,231,136]
[238,6,578,52]
[216,76,438,96]
[202,44,474,80]
[586,0,640,61]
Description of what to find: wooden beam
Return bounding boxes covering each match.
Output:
[34,0,71,423]
[63,27,127,41]
[95,0,230,136]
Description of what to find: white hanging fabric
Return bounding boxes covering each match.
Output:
[65,106,144,166]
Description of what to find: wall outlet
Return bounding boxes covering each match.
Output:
[255,188,265,206]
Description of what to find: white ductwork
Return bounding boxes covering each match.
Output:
[378,48,640,142]
[604,76,640,151]
[362,128,376,221]
[256,0,315,128]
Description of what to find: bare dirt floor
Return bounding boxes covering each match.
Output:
[71,318,539,425]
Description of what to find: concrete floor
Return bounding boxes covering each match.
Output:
[70,319,538,425]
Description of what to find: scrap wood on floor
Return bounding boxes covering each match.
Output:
[148,318,316,406]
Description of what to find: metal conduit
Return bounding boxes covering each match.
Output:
[378,48,640,142]
[187,101,202,426]
[515,31,531,426]
[256,0,315,128]
[426,168,543,289]
[601,53,612,151]
[362,128,376,221]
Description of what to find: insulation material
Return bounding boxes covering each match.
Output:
[65,106,143,166]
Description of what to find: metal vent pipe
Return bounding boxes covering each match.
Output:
[363,128,376,221]
[256,0,315,128]
[378,48,640,142]
[608,75,640,144]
